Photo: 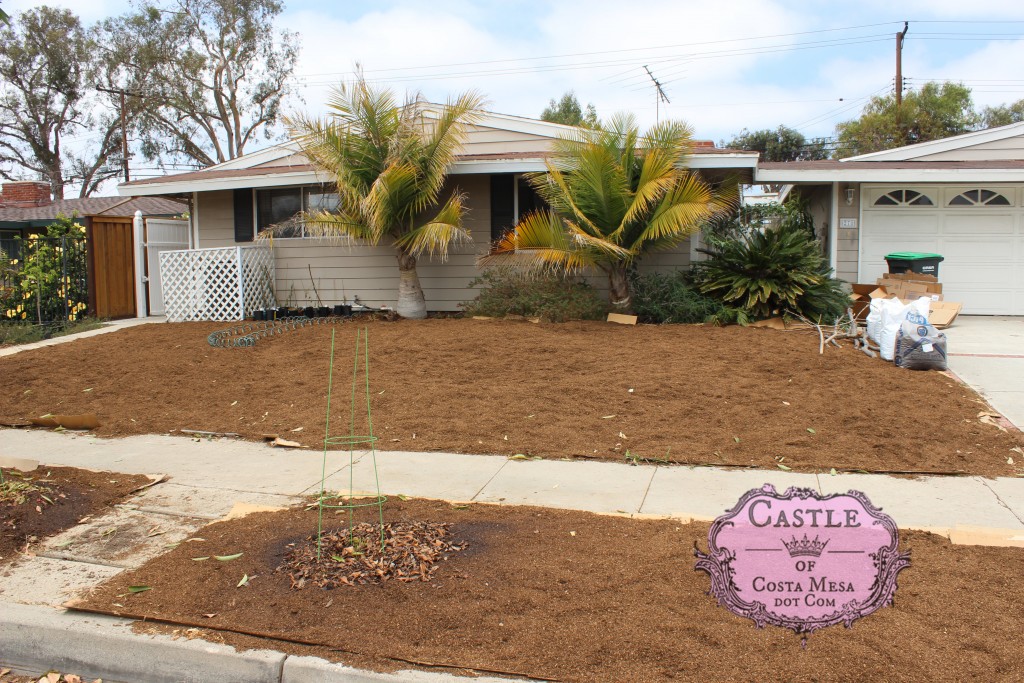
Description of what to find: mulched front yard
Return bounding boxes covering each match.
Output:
[0,318,1020,477]
[73,499,1024,682]
[0,466,151,563]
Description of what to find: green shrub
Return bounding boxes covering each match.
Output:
[1,215,88,324]
[693,222,848,322]
[461,270,608,322]
[0,317,104,346]
[630,270,736,324]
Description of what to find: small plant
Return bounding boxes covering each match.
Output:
[460,270,608,322]
[692,222,847,322]
[630,270,736,324]
[0,469,51,506]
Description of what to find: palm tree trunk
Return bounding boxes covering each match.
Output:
[395,248,428,319]
[608,264,631,313]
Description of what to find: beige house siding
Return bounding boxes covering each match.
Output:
[193,174,696,312]
[461,125,555,155]
[912,135,1024,161]
[269,174,489,311]
[836,183,860,283]
[195,190,236,248]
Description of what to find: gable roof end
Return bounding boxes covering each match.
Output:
[842,121,1024,162]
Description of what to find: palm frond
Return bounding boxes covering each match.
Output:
[392,191,471,260]
[478,210,598,274]
[299,209,375,242]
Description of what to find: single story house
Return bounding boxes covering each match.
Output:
[757,122,1024,315]
[116,112,758,313]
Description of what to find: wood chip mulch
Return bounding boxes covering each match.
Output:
[277,521,466,589]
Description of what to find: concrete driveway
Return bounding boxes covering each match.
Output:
[945,316,1024,429]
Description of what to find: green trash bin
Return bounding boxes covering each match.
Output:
[884,251,944,278]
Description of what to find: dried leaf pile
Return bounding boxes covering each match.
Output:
[277,521,466,589]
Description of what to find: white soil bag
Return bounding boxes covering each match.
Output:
[879,297,931,361]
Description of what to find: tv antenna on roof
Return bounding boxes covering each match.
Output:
[644,65,671,124]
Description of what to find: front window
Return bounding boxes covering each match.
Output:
[256,186,339,238]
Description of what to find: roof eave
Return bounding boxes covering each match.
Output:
[121,154,760,195]
[756,167,1024,183]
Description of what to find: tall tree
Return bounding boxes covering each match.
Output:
[0,7,124,199]
[726,125,829,162]
[980,100,1024,129]
[97,0,299,169]
[481,114,736,312]
[541,91,599,128]
[288,78,485,319]
[835,82,978,157]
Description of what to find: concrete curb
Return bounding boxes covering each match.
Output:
[0,602,512,683]
[0,602,284,683]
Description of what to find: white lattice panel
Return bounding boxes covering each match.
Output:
[159,245,275,322]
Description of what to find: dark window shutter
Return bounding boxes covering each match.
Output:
[490,175,515,243]
[233,189,254,242]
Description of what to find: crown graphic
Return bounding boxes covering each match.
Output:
[782,534,829,558]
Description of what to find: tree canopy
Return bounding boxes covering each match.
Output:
[725,126,829,162]
[980,100,1024,129]
[540,92,599,128]
[0,7,124,199]
[835,82,978,157]
[97,0,299,169]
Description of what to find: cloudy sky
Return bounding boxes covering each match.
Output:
[6,0,1024,190]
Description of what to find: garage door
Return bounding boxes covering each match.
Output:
[861,185,1024,315]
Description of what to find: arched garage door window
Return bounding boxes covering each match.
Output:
[948,189,1012,207]
[872,189,935,207]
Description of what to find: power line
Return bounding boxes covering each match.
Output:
[294,21,908,80]
[293,33,896,88]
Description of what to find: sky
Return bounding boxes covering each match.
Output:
[6,0,1024,193]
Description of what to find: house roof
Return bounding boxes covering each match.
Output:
[117,109,759,197]
[842,121,1024,162]
[0,196,187,228]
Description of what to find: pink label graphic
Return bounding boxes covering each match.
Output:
[695,485,910,635]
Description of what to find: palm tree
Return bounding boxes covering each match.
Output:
[288,78,484,319]
[480,113,737,312]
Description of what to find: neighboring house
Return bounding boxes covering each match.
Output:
[0,181,188,319]
[758,122,1024,315]
[117,112,758,313]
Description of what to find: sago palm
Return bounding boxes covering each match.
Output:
[480,113,736,312]
[288,78,484,319]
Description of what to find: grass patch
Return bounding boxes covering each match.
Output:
[0,317,105,347]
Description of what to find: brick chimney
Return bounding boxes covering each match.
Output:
[0,181,52,208]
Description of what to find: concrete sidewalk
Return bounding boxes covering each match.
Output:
[2,429,1023,682]
[4,429,1023,532]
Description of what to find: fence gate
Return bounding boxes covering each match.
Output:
[88,217,136,319]
[144,218,190,316]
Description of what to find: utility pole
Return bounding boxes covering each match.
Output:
[96,86,143,183]
[895,21,909,108]
[643,65,671,124]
